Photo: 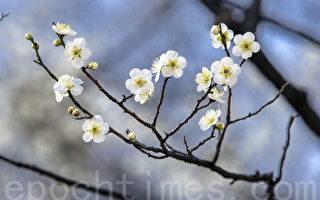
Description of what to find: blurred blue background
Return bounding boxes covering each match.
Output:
[0,0,319,199]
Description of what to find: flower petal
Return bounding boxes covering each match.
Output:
[71,85,83,96]
[82,132,93,142]
[93,134,106,143]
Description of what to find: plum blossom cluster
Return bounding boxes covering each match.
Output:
[50,23,109,143]
[196,22,260,131]
[27,20,260,143]
[125,50,187,103]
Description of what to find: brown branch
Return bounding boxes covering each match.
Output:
[81,67,153,129]
[120,94,134,104]
[190,127,216,153]
[213,87,232,163]
[230,82,288,124]
[0,154,127,199]
[183,136,193,155]
[276,114,299,183]
[153,77,170,126]
[164,84,216,141]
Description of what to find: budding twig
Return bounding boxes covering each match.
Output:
[230,82,289,124]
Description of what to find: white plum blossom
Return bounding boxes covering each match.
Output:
[53,74,83,102]
[232,32,260,59]
[134,88,154,104]
[159,50,187,78]
[211,57,241,88]
[52,23,77,36]
[195,67,212,92]
[210,23,234,49]
[199,109,221,131]
[125,68,154,104]
[208,88,225,103]
[82,115,109,143]
[151,57,163,82]
[65,38,92,68]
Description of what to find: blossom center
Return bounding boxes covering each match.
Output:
[240,41,252,50]
[207,116,216,125]
[167,60,178,69]
[221,66,232,78]
[90,125,101,136]
[134,77,147,88]
[217,31,229,42]
[57,24,71,31]
[72,46,82,59]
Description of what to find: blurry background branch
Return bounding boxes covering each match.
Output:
[0,153,127,200]
[199,0,320,135]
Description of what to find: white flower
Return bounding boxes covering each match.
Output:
[208,88,225,103]
[82,115,109,143]
[151,57,163,82]
[65,38,92,68]
[232,32,260,59]
[125,68,154,103]
[195,67,212,92]
[52,23,77,36]
[210,23,234,49]
[134,87,154,104]
[211,57,241,88]
[53,74,83,102]
[199,109,221,131]
[160,50,187,78]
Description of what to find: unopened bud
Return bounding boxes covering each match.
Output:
[128,132,136,140]
[216,122,225,131]
[32,43,39,50]
[211,26,219,35]
[25,33,33,40]
[68,106,75,114]
[53,39,62,47]
[88,61,98,70]
[72,109,80,117]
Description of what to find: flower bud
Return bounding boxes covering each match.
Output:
[216,122,225,131]
[68,106,75,114]
[32,43,39,50]
[72,109,80,117]
[88,61,98,70]
[53,39,62,47]
[25,33,33,40]
[128,132,136,140]
[211,26,219,35]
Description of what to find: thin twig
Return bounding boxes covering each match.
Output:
[183,136,193,155]
[164,84,216,141]
[120,94,134,104]
[275,114,299,183]
[230,82,289,124]
[153,77,170,126]
[0,12,9,22]
[239,59,246,67]
[213,87,232,163]
[190,127,216,153]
